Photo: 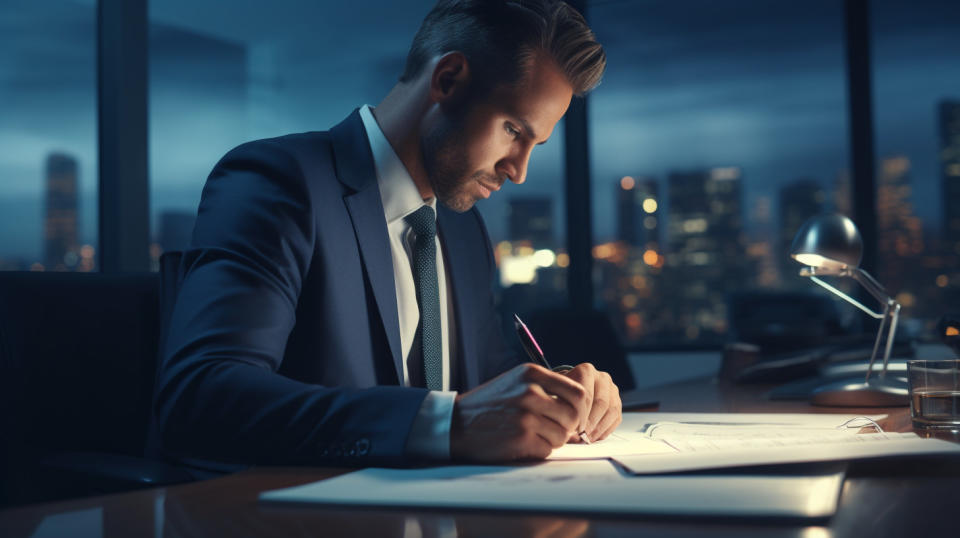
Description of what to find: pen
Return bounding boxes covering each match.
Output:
[513,313,592,445]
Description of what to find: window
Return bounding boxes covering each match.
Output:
[0,0,97,271]
[871,0,960,336]
[588,0,850,346]
[147,1,567,313]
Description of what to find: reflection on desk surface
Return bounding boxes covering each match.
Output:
[2,394,958,538]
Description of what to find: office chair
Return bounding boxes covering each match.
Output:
[0,270,193,507]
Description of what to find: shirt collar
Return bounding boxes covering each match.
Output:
[358,104,437,225]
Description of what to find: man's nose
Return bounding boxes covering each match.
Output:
[503,146,533,185]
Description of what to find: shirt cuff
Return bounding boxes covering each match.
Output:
[405,390,457,461]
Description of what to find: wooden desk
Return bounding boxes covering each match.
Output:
[1,377,955,538]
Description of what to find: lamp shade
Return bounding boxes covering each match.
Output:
[790,214,863,270]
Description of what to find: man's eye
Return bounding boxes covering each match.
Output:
[505,124,520,138]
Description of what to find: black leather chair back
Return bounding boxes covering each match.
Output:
[144,251,183,460]
[157,251,184,356]
[0,271,160,504]
[0,272,160,451]
[523,308,637,391]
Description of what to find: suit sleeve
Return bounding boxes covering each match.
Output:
[154,139,428,466]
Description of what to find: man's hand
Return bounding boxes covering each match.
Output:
[450,363,590,462]
[560,363,622,443]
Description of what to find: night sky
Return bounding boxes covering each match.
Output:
[1,0,958,262]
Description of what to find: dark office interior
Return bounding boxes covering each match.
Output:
[2,0,960,535]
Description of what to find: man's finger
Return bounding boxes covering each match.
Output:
[520,364,590,428]
[595,410,623,441]
[554,363,597,432]
[591,376,622,440]
[589,371,620,434]
[592,404,621,440]
[586,374,611,434]
[530,413,572,449]
[514,410,565,459]
[518,382,580,437]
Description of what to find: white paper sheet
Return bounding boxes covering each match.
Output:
[548,412,889,460]
[260,460,845,519]
[548,431,676,459]
[614,434,960,474]
[619,412,888,432]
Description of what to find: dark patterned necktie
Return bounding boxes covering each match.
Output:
[405,205,442,391]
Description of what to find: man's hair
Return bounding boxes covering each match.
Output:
[400,0,606,97]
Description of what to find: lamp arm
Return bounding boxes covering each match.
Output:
[808,275,884,319]
[850,268,893,306]
[805,266,902,383]
[864,301,890,383]
[878,302,901,381]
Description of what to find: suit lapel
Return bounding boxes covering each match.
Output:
[331,110,404,383]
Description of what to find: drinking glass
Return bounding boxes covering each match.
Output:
[907,359,960,439]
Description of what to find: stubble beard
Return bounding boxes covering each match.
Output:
[421,110,495,213]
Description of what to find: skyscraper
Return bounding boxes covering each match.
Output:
[877,156,923,294]
[940,100,960,252]
[44,152,79,271]
[833,168,852,217]
[508,197,554,248]
[664,167,745,340]
[599,176,664,342]
[745,195,779,287]
[667,167,743,268]
[778,178,825,284]
[615,175,659,249]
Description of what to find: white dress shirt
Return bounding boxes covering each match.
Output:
[359,105,457,461]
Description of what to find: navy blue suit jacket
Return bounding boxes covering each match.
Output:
[153,110,521,468]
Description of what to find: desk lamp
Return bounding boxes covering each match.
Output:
[790,214,908,406]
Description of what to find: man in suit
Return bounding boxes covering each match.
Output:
[154,0,621,468]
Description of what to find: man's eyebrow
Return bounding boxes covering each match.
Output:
[517,117,548,145]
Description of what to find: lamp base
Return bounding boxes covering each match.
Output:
[809,377,909,407]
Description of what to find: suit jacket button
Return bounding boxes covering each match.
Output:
[356,438,370,455]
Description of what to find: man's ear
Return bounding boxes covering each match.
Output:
[429,51,471,106]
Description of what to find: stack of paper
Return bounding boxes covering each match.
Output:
[549,412,960,474]
[550,412,875,460]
